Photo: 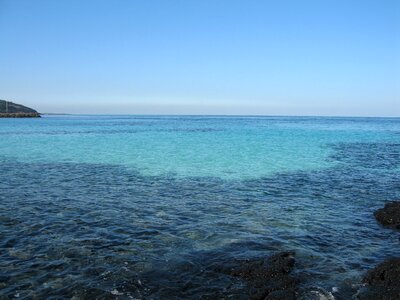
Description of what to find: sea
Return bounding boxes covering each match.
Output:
[0,115,399,299]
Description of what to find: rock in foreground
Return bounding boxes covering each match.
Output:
[374,201,400,230]
[357,258,400,300]
[230,251,297,299]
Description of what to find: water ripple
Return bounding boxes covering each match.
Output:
[1,154,399,298]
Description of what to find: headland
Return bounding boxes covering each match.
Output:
[0,99,40,117]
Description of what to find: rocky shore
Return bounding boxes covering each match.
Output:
[357,201,400,299]
[0,112,41,118]
[230,251,298,299]
[232,202,400,299]
[358,258,400,300]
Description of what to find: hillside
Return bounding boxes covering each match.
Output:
[0,100,40,117]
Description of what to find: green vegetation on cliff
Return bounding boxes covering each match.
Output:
[0,100,40,117]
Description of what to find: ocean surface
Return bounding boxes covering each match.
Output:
[0,115,399,299]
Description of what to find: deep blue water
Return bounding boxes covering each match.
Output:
[0,115,399,299]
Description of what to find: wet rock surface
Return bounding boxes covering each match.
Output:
[357,258,400,300]
[301,288,335,300]
[229,251,298,300]
[374,201,400,230]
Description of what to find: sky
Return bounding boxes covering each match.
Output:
[0,0,399,116]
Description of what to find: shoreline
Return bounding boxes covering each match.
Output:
[0,112,41,118]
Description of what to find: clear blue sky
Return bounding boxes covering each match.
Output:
[0,0,399,116]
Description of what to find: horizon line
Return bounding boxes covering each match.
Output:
[40,113,400,119]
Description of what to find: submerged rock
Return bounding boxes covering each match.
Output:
[374,201,400,230]
[357,258,400,300]
[230,251,298,299]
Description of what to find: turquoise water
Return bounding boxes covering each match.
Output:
[0,115,400,299]
[1,115,399,178]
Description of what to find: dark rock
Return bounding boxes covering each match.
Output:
[363,258,400,286]
[230,251,298,300]
[0,112,41,118]
[374,201,400,230]
[357,258,400,300]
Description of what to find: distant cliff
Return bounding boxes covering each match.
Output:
[0,100,40,117]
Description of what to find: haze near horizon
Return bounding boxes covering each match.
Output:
[0,0,399,116]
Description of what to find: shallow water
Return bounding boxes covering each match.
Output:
[0,115,399,299]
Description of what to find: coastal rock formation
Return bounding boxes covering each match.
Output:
[356,202,400,299]
[357,258,400,300]
[0,112,41,118]
[0,99,40,117]
[230,251,298,299]
[374,201,400,230]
